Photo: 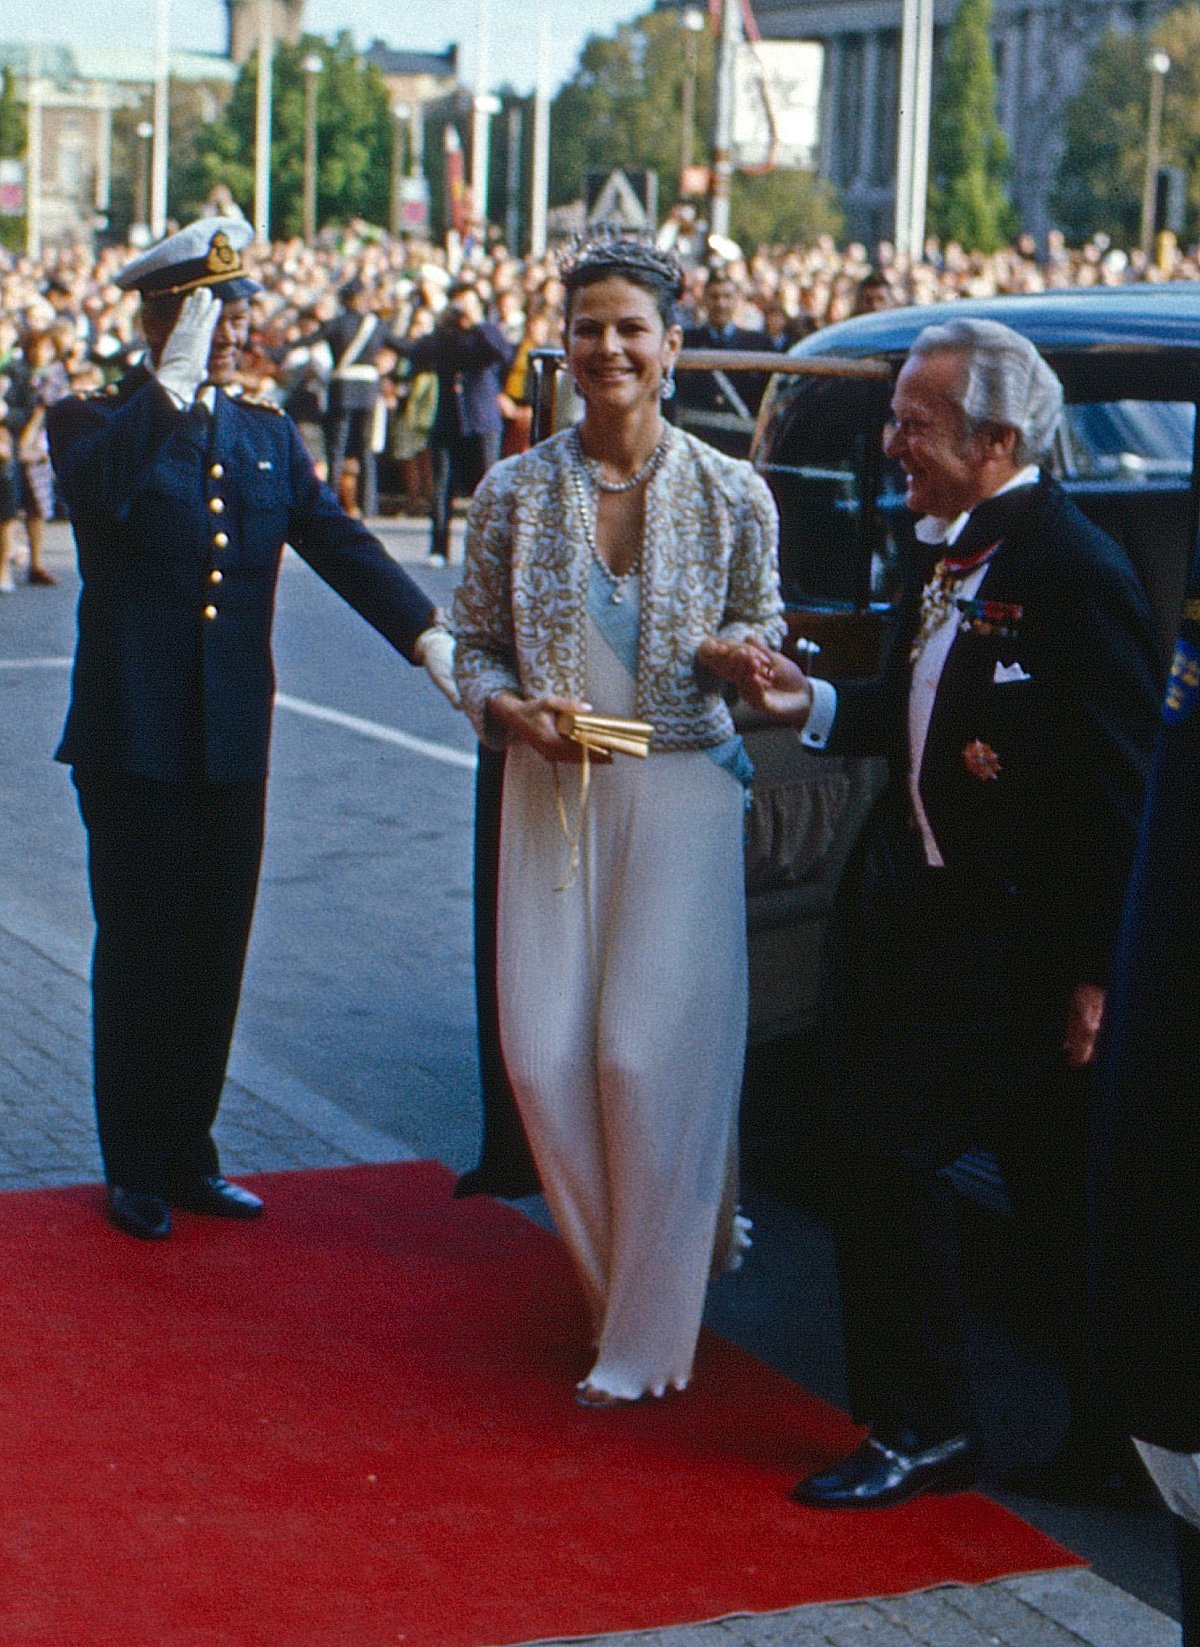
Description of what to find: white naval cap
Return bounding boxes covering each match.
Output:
[114,216,261,301]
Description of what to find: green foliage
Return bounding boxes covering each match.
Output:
[549,10,716,210]
[927,0,1015,251]
[546,7,841,247]
[1053,5,1200,245]
[178,32,396,236]
[730,169,843,250]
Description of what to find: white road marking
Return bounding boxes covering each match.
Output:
[0,660,477,772]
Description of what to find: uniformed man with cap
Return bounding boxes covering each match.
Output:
[48,217,459,1241]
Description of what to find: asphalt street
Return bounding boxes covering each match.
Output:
[0,517,1185,1645]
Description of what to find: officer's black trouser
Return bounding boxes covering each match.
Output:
[73,770,266,1192]
[826,858,1087,1446]
[325,407,378,516]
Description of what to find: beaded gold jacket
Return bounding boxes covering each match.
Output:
[452,426,785,752]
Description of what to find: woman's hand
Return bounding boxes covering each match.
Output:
[696,637,775,698]
[486,692,609,763]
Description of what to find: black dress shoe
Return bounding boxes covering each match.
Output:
[166,1176,264,1219]
[106,1187,172,1241]
[791,1432,981,1510]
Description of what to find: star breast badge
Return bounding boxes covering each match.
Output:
[962,739,1002,781]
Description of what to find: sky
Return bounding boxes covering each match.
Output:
[5,0,648,93]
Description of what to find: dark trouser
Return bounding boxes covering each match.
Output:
[325,408,378,516]
[73,770,266,1191]
[1179,1516,1200,1647]
[428,431,500,560]
[826,857,1085,1445]
[454,746,539,1200]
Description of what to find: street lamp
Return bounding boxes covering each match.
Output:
[302,51,322,244]
[1140,49,1171,260]
[679,7,705,192]
[134,119,154,246]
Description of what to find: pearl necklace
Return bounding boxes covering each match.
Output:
[568,449,645,606]
[572,426,668,493]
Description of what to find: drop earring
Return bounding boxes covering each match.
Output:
[659,366,676,402]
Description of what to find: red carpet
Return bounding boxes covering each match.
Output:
[0,1161,1080,1646]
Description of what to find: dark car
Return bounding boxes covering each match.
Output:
[738,286,1200,1078]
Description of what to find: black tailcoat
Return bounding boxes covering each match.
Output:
[821,475,1161,1443]
[48,370,437,1190]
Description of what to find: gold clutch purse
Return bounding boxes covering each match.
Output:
[551,713,654,891]
[555,711,654,759]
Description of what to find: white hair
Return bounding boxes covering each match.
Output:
[909,316,1063,465]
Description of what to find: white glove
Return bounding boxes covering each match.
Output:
[155,288,221,406]
[414,627,461,709]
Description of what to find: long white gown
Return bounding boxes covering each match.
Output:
[496,576,748,1401]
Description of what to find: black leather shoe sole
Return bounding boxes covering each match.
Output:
[791,1434,981,1510]
[106,1187,172,1241]
[166,1176,264,1219]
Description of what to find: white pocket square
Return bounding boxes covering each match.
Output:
[993,660,1031,684]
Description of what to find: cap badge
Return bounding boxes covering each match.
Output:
[206,232,240,277]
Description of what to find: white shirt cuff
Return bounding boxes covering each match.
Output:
[800,677,837,749]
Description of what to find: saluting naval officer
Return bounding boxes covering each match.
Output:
[47,218,459,1242]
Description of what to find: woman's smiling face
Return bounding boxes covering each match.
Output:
[565,277,681,414]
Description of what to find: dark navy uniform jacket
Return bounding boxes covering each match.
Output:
[48,368,437,783]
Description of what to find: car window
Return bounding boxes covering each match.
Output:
[1056,400,1195,482]
[758,376,886,608]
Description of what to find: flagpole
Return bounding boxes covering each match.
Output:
[150,0,170,238]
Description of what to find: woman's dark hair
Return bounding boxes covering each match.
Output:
[561,236,685,328]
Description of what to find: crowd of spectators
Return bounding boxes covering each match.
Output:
[3,217,1200,532]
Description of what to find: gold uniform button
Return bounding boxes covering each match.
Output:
[203,604,218,620]
[209,462,225,479]
[209,496,225,514]
[213,531,229,548]
[209,569,223,585]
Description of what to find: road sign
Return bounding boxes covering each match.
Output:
[585,168,657,229]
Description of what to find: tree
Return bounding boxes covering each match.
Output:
[178,33,395,236]
[548,8,841,249]
[730,169,842,251]
[1053,5,1200,246]
[927,0,1015,252]
[550,12,715,214]
[0,66,25,253]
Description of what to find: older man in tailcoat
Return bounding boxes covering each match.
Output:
[737,316,1160,1508]
[48,218,458,1242]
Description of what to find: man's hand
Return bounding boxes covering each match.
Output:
[733,647,815,727]
[155,288,221,406]
[1064,981,1106,1068]
[414,627,461,708]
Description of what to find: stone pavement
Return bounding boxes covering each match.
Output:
[0,515,1181,1646]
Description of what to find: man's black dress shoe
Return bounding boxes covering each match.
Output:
[166,1176,264,1219]
[106,1187,172,1241]
[791,1432,981,1510]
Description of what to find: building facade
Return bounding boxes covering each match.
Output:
[663,0,1175,246]
[224,0,306,65]
[0,43,234,249]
